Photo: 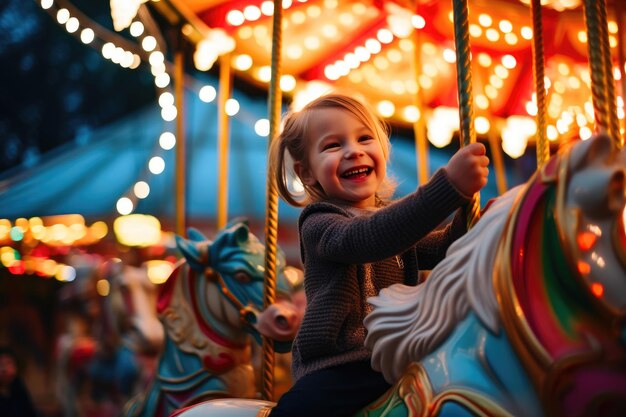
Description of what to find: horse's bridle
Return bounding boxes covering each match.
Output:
[202,266,261,332]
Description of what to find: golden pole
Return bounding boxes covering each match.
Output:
[530,0,550,166]
[261,0,283,401]
[174,38,186,237]
[614,0,626,145]
[452,0,481,229]
[412,26,429,185]
[216,53,232,231]
[488,132,507,196]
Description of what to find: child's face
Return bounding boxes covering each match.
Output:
[297,107,386,208]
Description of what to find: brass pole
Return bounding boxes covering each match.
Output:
[488,132,507,196]
[412,26,429,185]
[174,37,186,237]
[261,0,283,401]
[216,53,232,230]
[451,0,480,229]
[530,0,550,166]
[614,0,626,146]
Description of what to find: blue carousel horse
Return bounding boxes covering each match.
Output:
[124,220,303,417]
[171,134,626,417]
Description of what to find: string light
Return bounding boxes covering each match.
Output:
[37,0,177,218]
[1,216,108,280]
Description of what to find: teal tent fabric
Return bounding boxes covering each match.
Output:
[0,86,518,224]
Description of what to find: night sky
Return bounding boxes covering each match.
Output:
[0,0,156,175]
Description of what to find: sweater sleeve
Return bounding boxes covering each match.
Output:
[299,168,468,265]
[414,204,467,270]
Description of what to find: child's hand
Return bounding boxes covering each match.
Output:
[444,143,489,197]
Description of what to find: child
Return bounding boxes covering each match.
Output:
[267,93,488,417]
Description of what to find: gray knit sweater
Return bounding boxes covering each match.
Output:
[291,168,469,381]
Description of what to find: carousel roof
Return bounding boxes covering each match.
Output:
[139,0,625,155]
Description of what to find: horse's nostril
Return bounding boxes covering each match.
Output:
[275,315,289,329]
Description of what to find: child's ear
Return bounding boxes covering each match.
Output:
[294,162,317,186]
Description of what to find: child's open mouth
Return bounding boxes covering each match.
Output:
[341,166,372,179]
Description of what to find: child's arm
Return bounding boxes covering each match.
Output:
[300,170,467,264]
[300,143,488,265]
[413,206,467,270]
[414,143,489,269]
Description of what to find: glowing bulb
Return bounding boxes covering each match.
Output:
[377,100,395,118]
[199,85,217,102]
[159,132,176,150]
[158,92,174,108]
[255,119,270,137]
[142,36,157,52]
[234,54,253,71]
[80,28,95,44]
[243,5,261,21]
[225,99,240,116]
[149,156,165,174]
[96,279,110,296]
[57,9,70,25]
[280,75,296,92]
[161,105,177,121]
[403,106,420,123]
[116,197,133,215]
[65,17,79,33]
[134,181,150,199]
[130,21,144,37]
[227,10,245,26]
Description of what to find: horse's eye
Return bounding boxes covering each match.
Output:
[234,272,251,283]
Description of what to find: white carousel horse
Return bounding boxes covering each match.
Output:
[86,261,164,416]
[55,258,164,417]
[171,133,626,417]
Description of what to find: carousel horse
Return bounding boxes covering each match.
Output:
[170,133,625,417]
[87,260,164,417]
[124,220,303,417]
[55,257,163,417]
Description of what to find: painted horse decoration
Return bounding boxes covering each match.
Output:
[88,260,164,416]
[171,133,625,417]
[55,257,164,417]
[124,220,303,417]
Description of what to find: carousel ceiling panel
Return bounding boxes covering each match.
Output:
[157,0,624,142]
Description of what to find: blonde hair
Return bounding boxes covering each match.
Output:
[269,93,397,207]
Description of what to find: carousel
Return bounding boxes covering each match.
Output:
[22,0,626,416]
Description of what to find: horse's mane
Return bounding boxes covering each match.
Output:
[365,186,522,383]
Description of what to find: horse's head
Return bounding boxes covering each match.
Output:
[558,133,626,320]
[175,219,302,352]
[364,134,626,417]
[99,259,164,354]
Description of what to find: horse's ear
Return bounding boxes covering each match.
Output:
[227,219,250,243]
[233,222,250,242]
[175,235,202,264]
[226,217,249,229]
[187,228,207,242]
[569,132,613,170]
[101,258,123,279]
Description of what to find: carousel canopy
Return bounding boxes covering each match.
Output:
[135,0,625,155]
